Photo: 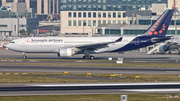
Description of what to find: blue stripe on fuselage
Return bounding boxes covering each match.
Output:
[112,36,151,52]
[112,35,170,52]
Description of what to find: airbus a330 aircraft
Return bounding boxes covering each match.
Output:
[6,9,174,59]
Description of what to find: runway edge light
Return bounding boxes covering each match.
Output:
[86,73,91,77]
[63,71,68,76]
[110,74,115,79]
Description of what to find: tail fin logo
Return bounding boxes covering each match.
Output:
[148,15,167,36]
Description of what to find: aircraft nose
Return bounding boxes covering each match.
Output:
[5,44,11,50]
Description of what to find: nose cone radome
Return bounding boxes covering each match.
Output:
[5,44,12,50]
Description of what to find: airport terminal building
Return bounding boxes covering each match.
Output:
[60,0,180,37]
[0,0,179,37]
[60,0,170,36]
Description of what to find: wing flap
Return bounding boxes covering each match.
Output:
[75,37,123,51]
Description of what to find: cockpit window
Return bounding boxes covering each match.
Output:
[10,41,15,43]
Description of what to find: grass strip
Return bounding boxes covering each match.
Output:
[0,62,180,68]
[0,94,180,101]
[0,72,180,83]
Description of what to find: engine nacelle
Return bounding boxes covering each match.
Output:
[158,44,166,53]
[58,48,75,57]
[158,43,171,53]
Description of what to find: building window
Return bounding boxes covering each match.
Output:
[108,20,111,24]
[97,0,101,3]
[93,20,96,26]
[73,20,76,26]
[73,12,76,17]
[177,30,180,34]
[19,25,26,27]
[123,20,126,24]
[103,12,106,18]
[0,25,7,27]
[113,20,116,24]
[123,13,126,18]
[83,12,86,18]
[88,5,91,10]
[124,30,145,35]
[68,20,72,26]
[105,29,121,34]
[88,20,91,26]
[88,12,91,18]
[108,12,111,18]
[176,20,180,25]
[118,12,121,18]
[98,20,101,25]
[6,0,13,3]
[78,20,81,26]
[103,20,106,24]
[78,12,81,17]
[30,0,37,13]
[18,0,25,2]
[102,5,106,10]
[98,29,102,34]
[41,0,44,14]
[93,12,96,18]
[98,12,101,18]
[118,20,121,24]
[14,25,16,31]
[139,20,151,25]
[78,5,82,10]
[113,12,116,18]
[93,6,96,10]
[68,12,72,17]
[83,20,86,26]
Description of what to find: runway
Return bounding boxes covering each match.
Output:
[1,82,180,96]
[1,65,180,74]
[1,49,180,96]
[1,49,180,61]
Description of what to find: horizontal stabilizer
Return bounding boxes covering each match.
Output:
[151,36,172,43]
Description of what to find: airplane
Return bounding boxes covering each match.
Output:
[6,9,174,59]
[147,36,180,55]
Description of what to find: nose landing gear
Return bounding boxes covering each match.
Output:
[22,52,27,59]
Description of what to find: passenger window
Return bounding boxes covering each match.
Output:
[10,41,15,43]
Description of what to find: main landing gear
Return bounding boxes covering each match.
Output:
[22,52,27,59]
[83,50,95,59]
[83,55,94,60]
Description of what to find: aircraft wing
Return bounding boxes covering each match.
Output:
[75,37,123,51]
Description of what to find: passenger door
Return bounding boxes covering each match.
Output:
[135,38,139,45]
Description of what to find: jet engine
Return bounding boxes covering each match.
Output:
[58,48,75,57]
[158,42,172,53]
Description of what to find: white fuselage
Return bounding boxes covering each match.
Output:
[6,36,135,53]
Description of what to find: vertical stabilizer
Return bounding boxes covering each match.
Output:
[141,9,174,38]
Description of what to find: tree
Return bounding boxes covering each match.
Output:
[19,29,26,35]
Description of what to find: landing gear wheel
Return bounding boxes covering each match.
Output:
[168,51,171,54]
[83,55,94,60]
[90,56,94,60]
[22,56,27,59]
[83,56,88,59]
[178,52,180,55]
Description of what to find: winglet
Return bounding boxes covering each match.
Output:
[115,37,123,42]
